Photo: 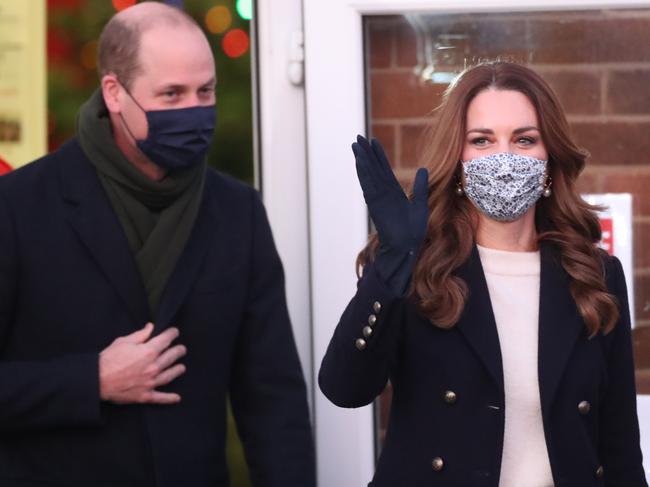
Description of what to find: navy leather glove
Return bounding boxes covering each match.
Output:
[352,135,429,295]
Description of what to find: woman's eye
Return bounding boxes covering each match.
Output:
[164,90,177,98]
[517,136,536,145]
[471,137,489,146]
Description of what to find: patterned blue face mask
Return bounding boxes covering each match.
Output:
[462,152,547,222]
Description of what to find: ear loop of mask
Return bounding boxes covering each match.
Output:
[116,80,147,145]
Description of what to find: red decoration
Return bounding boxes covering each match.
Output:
[112,0,137,11]
[0,157,12,176]
[222,29,249,59]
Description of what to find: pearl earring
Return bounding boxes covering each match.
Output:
[543,175,552,198]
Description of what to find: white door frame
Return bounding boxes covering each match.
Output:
[301,0,650,485]
[255,0,313,412]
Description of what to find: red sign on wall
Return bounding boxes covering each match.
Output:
[599,217,614,255]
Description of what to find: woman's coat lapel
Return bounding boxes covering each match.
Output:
[454,243,585,413]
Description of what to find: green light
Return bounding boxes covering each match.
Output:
[236,0,252,20]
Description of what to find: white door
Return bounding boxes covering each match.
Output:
[301,0,650,485]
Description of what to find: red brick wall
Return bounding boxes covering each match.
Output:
[365,9,650,440]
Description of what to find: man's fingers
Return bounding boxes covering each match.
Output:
[143,391,182,405]
[155,344,187,371]
[146,327,180,353]
[153,363,187,388]
[122,322,154,344]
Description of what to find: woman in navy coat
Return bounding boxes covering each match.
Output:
[319,62,647,486]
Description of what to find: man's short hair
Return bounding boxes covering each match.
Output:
[97,3,202,90]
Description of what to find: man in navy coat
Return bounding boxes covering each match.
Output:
[0,3,315,486]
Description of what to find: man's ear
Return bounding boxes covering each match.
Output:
[101,74,121,114]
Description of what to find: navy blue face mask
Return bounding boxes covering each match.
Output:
[120,86,217,171]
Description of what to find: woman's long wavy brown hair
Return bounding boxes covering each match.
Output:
[358,61,618,337]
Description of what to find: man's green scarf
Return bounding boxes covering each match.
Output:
[77,89,206,319]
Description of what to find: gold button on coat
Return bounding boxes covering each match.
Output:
[362,326,374,338]
[355,338,367,351]
[368,314,377,326]
[578,400,591,415]
[443,390,457,404]
[373,301,382,313]
[431,457,444,471]
[595,465,604,478]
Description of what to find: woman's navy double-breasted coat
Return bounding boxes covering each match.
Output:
[319,244,647,486]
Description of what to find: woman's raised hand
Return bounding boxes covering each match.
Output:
[352,135,429,289]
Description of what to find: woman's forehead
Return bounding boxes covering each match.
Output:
[466,89,539,130]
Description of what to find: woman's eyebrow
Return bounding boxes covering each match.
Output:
[466,126,540,136]
[466,128,494,135]
[513,126,540,134]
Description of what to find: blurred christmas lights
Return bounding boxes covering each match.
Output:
[236,0,252,20]
[80,40,98,70]
[205,5,232,34]
[222,29,249,58]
